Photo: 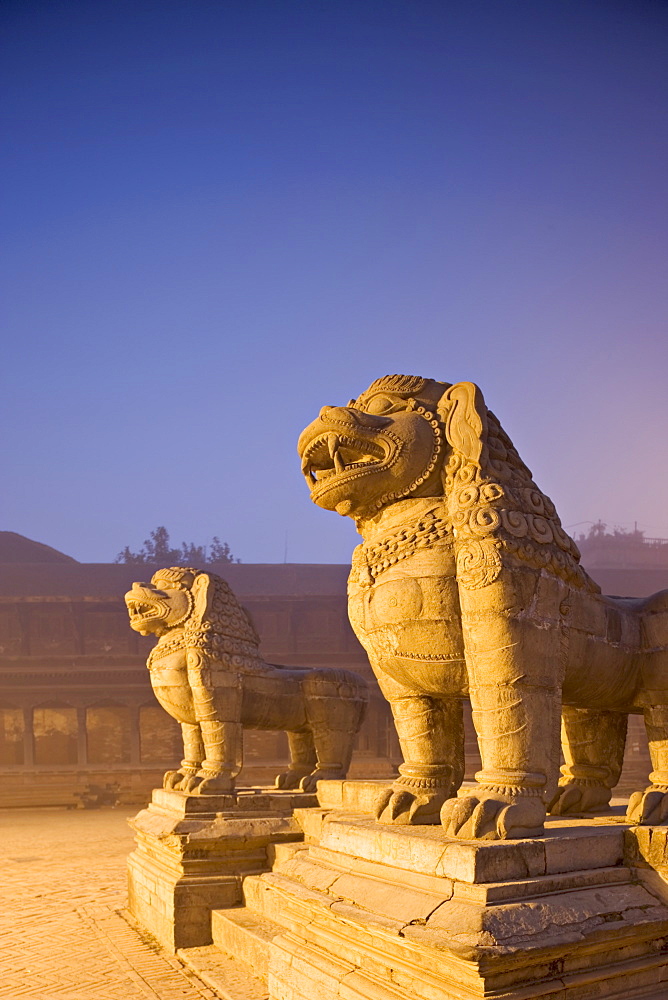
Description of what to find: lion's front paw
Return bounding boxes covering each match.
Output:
[627,786,668,825]
[441,788,546,840]
[189,768,236,795]
[375,775,453,826]
[163,766,198,791]
[274,768,311,790]
[548,780,612,816]
[298,768,345,793]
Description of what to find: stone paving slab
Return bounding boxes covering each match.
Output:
[178,947,269,1000]
[0,807,220,1000]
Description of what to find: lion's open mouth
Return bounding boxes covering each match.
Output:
[127,600,156,618]
[301,433,386,486]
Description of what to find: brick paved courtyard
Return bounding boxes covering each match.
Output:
[0,807,219,1000]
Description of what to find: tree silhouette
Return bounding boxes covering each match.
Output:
[115,527,239,566]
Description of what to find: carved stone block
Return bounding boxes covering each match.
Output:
[127,786,315,952]
[185,781,668,999]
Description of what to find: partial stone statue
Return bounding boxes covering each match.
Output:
[125,567,368,794]
[298,375,668,839]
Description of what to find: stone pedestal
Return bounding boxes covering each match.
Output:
[127,786,316,952]
[181,780,668,1000]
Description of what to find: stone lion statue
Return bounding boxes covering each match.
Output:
[125,567,368,795]
[298,374,668,839]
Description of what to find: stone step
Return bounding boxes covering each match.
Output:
[266,840,308,867]
[177,944,269,1000]
[314,811,630,883]
[211,904,283,982]
[238,851,668,1000]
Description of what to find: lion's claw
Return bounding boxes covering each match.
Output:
[374,788,414,822]
[192,771,235,795]
[182,774,203,792]
[275,768,344,792]
[375,783,449,825]
[548,780,611,816]
[163,768,199,791]
[441,790,546,840]
[275,769,307,790]
[627,787,668,825]
[163,770,183,790]
[299,768,345,793]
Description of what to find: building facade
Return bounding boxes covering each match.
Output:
[0,544,403,807]
[1,532,666,807]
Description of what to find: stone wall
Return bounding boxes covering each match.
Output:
[0,566,401,806]
[1,560,665,807]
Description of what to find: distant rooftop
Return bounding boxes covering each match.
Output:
[577,528,668,570]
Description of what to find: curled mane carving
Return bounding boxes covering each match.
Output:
[154,566,261,668]
[355,374,431,405]
[436,391,595,593]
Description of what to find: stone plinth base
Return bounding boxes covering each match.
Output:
[127,786,316,952]
[191,780,668,1000]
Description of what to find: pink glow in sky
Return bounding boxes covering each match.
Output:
[1,0,666,563]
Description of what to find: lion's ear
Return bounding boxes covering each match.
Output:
[438,381,488,467]
[190,572,214,624]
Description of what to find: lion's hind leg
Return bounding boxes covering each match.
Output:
[302,721,358,794]
[627,705,668,824]
[297,670,368,793]
[549,707,627,816]
[275,731,317,790]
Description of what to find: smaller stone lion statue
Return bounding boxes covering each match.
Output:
[125,566,368,795]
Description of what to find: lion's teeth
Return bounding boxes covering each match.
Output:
[327,433,339,458]
[334,450,345,474]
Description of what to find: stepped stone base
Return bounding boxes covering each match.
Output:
[127,786,316,952]
[180,780,668,1000]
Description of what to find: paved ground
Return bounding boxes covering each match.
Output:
[0,807,219,1000]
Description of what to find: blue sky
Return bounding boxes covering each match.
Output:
[1,0,666,563]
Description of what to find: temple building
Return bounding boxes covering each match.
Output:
[1,530,666,807]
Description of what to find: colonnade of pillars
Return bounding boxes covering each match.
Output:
[0,704,180,768]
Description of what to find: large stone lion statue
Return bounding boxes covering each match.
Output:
[125,567,368,795]
[298,374,668,839]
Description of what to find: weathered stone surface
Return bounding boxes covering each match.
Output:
[127,786,310,952]
[317,778,393,812]
[625,824,668,871]
[298,376,668,839]
[184,786,668,998]
[125,566,368,796]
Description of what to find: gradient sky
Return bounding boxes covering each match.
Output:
[1,0,667,565]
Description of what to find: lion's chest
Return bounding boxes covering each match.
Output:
[348,542,468,697]
[147,648,198,724]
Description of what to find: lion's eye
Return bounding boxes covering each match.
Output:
[364,394,400,415]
